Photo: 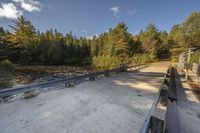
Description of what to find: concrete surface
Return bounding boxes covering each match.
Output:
[0,62,169,133]
[176,70,200,133]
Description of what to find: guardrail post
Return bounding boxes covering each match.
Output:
[105,71,110,77]
[89,76,96,81]
[150,116,164,133]
[24,90,39,99]
[160,88,168,106]
[65,81,75,88]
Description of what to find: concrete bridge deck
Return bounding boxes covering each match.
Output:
[0,62,169,133]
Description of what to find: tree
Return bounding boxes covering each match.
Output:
[0,27,9,60]
[108,22,131,58]
[169,24,185,48]
[139,23,161,59]
[8,16,37,63]
[182,12,200,48]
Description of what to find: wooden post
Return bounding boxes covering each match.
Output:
[197,58,200,84]
[185,48,191,81]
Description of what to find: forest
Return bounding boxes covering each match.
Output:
[0,12,200,68]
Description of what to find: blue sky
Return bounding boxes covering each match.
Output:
[0,0,200,37]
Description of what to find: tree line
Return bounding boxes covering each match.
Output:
[0,12,200,67]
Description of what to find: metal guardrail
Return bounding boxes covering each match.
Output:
[140,67,180,133]
[0,64,144,98]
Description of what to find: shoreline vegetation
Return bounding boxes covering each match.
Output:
[0,12,200,89]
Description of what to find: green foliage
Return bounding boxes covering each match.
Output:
[1,12,200,67]
[0,59,15,74]
[169,12,200,49]
[131,54,154,64]
[8,16,37,63]
[92,54,153,69]
[92,56,121,69]
[169,24,185,48]
[182,12,200,47]
[190,52,200,64]
[0,27,9,60]
[107,22,131,58]
[64,57,82,65]
[171,55,179,63]
[0,80,12,89]
[138,23,161,58]
[170,47,186,56]
[91,22,145,68]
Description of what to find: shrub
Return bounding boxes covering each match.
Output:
[171,55,179,63]
[190,52,200,64]
[0,80,12,89]
[92,54,154,70]
[92,56,121,69]
[64,57,83,66]
[131,54,153,64]
[0,59,15,74]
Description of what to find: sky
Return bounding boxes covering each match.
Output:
[0,0,200,37]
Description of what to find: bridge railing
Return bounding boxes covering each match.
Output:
[140,67,180,133]
[0,64,145,99]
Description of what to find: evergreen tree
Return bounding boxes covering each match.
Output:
[182,12,200,48]
[0,27,9,60]
[8,16,37,63]
[139,23,161,59]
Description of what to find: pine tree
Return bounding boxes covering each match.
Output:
[8,16,37,63]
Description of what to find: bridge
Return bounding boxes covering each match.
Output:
[0,61,200,133]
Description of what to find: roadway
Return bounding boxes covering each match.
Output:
[0,61,169,133]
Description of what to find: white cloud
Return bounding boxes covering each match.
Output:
[110,6,120,16]
[0,3,22,19]
[13,0,42,12]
